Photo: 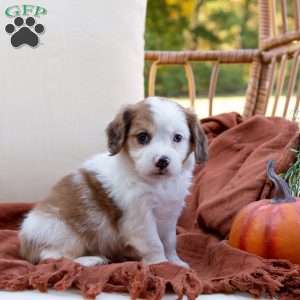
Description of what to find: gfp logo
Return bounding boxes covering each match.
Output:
[4,5,47,48]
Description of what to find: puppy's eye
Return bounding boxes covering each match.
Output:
[173,134,183,143]
[137,132,151,145]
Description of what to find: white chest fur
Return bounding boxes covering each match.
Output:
[83,152,194,215]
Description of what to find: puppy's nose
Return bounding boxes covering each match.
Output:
[155,156,170,170]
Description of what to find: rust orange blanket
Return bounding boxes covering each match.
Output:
[1,113,300,299]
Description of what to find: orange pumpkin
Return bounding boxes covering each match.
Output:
[229,160,300,264]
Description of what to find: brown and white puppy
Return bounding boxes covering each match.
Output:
[19,97,208,267]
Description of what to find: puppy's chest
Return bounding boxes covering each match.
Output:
[142,179,188,210]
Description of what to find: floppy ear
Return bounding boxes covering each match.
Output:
[185,109,208,163]
[106,106,133,155]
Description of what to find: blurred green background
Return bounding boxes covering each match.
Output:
[144,0,259,97]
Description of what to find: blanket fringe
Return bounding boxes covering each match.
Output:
[1,259,300,299]
[204,259,300,299]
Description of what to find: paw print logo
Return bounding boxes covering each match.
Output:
[5,17,45,48]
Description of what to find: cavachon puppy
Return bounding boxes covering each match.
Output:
[19,97,208,267]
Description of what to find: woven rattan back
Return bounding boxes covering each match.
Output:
[252,0,300,119]
[145,0,300,120]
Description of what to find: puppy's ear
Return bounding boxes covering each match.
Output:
[185,109,208,163]
[106,106,134,155]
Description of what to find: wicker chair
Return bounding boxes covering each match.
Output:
[145,0,300,120]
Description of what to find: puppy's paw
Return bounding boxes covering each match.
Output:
[174,260,190,269]
[168,256,190,269]
[142,257,168,265]
[74,256,109,267]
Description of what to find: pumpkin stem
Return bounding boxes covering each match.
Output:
[267,160,295,203]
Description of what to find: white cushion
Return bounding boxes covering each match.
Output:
[0,0,146,201]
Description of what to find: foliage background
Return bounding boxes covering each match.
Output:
[144,0,258,97]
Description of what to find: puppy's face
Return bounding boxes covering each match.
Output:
[106,97,208,180]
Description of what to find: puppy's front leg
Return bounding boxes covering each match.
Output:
[123,209,167,265]
[158,218,189,268]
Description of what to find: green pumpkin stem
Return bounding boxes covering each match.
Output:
[267,160,295,203]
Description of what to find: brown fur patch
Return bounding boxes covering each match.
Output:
[31,170,123,260]
[106,101,154,155]
[182,108,208,164]
[38,170,122,231]
[125,102,154,152]
[79,169,122,228]
[20,169,127,263]
[106,109,132,155]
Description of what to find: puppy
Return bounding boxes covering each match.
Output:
[19,97,208,267]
